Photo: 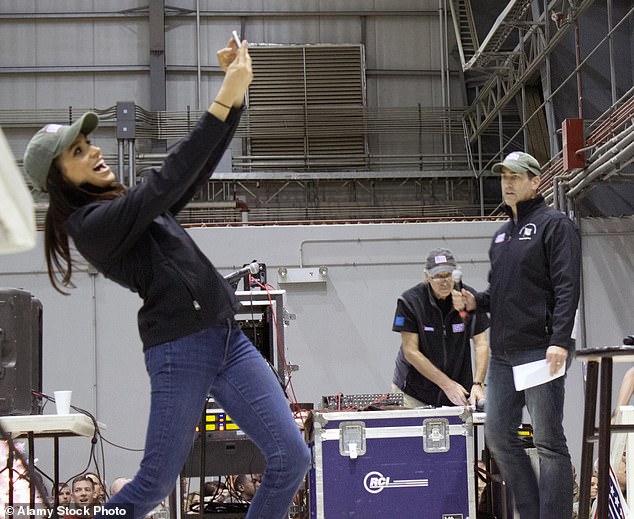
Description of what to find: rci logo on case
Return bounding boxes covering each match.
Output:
[442,515,464,519]
[362,471,429,494]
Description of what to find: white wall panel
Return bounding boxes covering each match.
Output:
[580,217,634,348]
[0,23,37,67]
[262,18,321,44]
[374,75,440,107]
[94,21,148,66]
[166,21,201,67]
[0,218,619,480]
[94,76,151,109]
[370,17,441,72]
[374,0,439,9]
[312,18,363,43]
[1,79,37,110]
[32,23,96,65]
[34,77,99,109]
[28,0,145,11]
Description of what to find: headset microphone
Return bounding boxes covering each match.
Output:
[452,269,469,320]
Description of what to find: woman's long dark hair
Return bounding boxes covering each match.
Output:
[44,159,126,294]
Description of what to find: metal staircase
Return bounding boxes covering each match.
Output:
[463,0,533,71]
[448,0,479,68]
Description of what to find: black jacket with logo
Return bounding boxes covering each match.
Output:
[475,196,581,355]
[66,110,243,349]
[392,282,490,406]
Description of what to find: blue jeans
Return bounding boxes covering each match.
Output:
[96,319,310,519]
[485,350,573,519]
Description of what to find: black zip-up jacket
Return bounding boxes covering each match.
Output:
[66,110,243,349]
[392,282,490,406]
[475,196,581,355]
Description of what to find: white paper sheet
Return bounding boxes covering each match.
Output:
[512,358,565,391]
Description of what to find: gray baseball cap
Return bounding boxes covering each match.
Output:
[23,112,99,191]
[425,248,457,276]
[492,151,542,176]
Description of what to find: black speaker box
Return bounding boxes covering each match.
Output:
[0,288,42,415]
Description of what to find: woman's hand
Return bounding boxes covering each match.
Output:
[216,39,239,72]
[213,40,253,110]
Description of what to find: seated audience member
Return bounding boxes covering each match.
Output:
[233,474,261,503]
[590,472,599,502]
[618,448,627,498]
[55,482,72,506]
[204,480,228,503]
[185,492,200,514]
[84,472,106,504]
[70,475,96,518]
[110,477,131,497]
[609,374,631,502]
[586,470,599,518]
[613,366,634,423]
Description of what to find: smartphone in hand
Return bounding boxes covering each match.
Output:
[232,30,242,48]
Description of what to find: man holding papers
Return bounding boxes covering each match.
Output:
[453,152,581,519]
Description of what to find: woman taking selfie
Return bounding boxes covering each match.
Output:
[23,40,310,519]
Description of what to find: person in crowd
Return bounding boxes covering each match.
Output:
[391,248,490,407]
[185,492,200,514]
[84,473,106,504]
[618,448,628,498]
[23,38,309,519]
[233,474,261,503]
[590,471,599,503]
[70,476,96,518]
[204,480,229,503]
[613,366,634,423]
[109,477,131,497]
[55,482,72,506]
[453,151,581,519]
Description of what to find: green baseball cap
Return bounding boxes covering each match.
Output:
[23,112,99,192]
[491,151,542,176]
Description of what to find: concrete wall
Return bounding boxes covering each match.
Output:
[2,217,634,491]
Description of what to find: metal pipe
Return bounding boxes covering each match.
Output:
[498,79,504,153]
[607,0,617,105]
[553,177,560,212]
[187,201,244,209]
[586,125,634,166]
[567,140,634,197]
[479,175,485,217]
[521,70,527,149]
[574,8,584,119]
[438,0,448,157]
[567,127,634,189]
[0,9,441,21]
[128,139,136,187]
[117,140,125,184]
[443,0,452,157]
[89,269,99,418]
[195,0,202,110]
[298,235,494,268]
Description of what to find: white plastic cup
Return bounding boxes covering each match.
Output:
[54,390,72,415]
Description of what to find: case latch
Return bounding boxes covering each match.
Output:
[422,418,450,453]
[339,421,366,459]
